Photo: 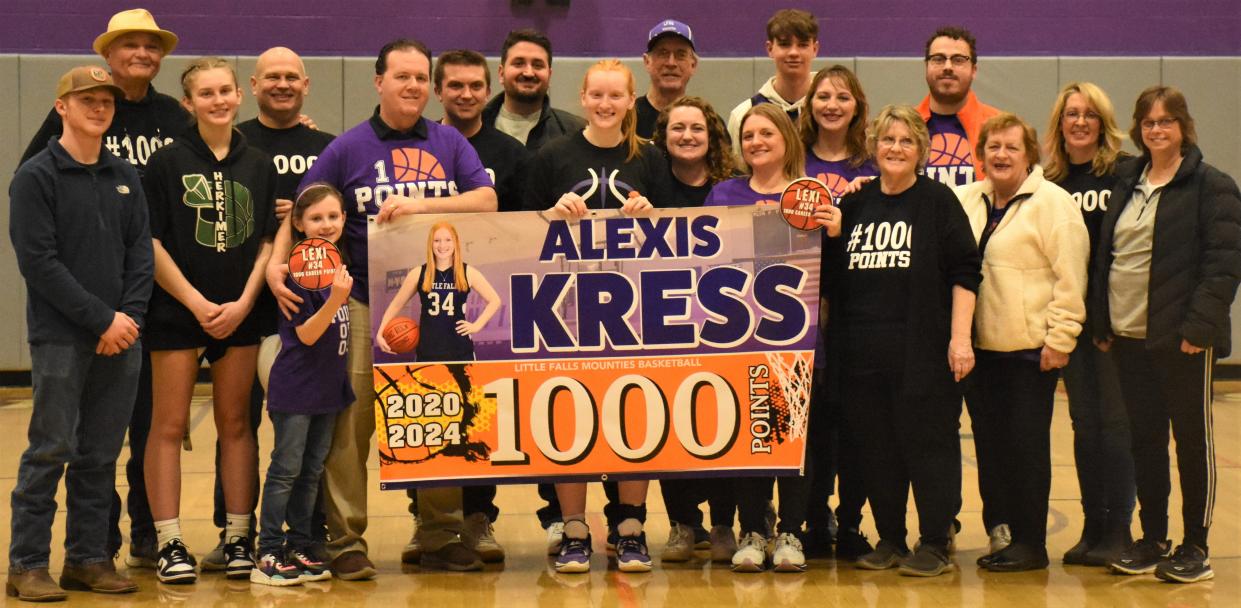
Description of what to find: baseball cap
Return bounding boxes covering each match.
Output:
[56,66,124,99]
[92,8,179,57]
[647,19,694,52]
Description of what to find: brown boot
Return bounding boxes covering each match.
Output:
[5,568,68,602]
[59,561,138,594]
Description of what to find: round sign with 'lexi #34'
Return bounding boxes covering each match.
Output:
[780,177,831,231]
[289,238,342,290]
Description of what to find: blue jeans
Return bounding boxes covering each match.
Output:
[10,341,141,570]
[258,410,335,556]
[1061,342,1136,528]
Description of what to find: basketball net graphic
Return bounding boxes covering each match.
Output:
[766,351,812,440]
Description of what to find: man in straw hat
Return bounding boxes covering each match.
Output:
[19,8,187,171]
[7,66,154,601]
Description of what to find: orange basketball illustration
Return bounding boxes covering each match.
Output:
[288,238,342,290]
[383,316,421,354]
[780,178,830,231]
[928,132,973,166]
[391,147,446,182]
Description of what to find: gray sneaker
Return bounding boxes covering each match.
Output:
[661,523,695,562]
[401,516,423,564]
[709,525,738,563]
[201,540,228,571]
[898,544,954,577]
[464,512,505,563]
[856,540,910,570]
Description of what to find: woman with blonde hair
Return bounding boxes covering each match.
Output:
[1044,82,1136,567]
[822,104,979,576]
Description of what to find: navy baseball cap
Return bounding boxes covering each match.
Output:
[647,19,694,51]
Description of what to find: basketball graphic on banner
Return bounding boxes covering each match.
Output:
[288,237,342,290]
[780,177,831,231]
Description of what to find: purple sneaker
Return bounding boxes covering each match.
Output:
[616,534,652,573]
[555,535,592,573]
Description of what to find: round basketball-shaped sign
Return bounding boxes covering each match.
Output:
[288,238,342,290]
[383,316,421,353]
[779,177,831,231]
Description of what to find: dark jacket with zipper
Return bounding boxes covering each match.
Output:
[142,128,278,333]
[9,137,154,344]
[1090,145,1241,356]
[481,93,585,152]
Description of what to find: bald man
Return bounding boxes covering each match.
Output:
[239,47,336,218]
[197,47,338,572]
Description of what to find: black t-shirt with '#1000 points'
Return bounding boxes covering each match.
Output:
[837,179,921,327]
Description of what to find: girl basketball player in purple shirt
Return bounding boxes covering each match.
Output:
[252,183,354,586]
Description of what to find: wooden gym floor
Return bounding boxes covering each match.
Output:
[0,381,1236,607]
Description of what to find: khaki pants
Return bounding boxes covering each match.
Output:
[323,298,464,557]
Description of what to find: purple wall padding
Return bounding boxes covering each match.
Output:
[5,0,1240,56]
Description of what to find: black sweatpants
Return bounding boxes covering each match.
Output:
[1110,338,1215,550]
[842,364,959,550]
[966,354,1057,547]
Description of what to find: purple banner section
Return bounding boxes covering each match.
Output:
[5,1,1239,56]
[366,207,820,365]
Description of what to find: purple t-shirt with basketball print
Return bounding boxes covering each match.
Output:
[266,277,355,415]
[804,151,879,205]
[704,176,783,207]
[300,111,492,303]
[925,113,976,187]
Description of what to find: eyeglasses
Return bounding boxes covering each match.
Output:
[1063,110,1101,124]
[878,136,917,150]
[650,49,694,62]
[926,54,972,68]
[1140,117,1178,131]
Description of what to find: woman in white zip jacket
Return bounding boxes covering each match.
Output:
[955,112,1089,572]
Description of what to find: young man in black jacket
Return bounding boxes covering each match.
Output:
[7,66,154,601]
[481,28,585,152]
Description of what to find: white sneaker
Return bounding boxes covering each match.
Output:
[661,523,695,562]
[731,532,767,573]
[771,533,806,572]
[988,524,1012,555]
[465,512,506,563]
[400,516,422,564]
[546,522,565,556]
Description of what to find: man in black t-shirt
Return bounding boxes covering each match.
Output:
[434,50,530,213]
[637,20,698,139]
[238,47,336,219]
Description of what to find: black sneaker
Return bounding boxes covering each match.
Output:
[835,527,873,561]
[1154,544,1213,583]
[223,536,256,580]
[1110,538,1171,575]
[855,539,909,570]
[156,540,198,584]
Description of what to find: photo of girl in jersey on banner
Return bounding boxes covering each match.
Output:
[377,221,501,360]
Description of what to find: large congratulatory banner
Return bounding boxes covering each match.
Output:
[368,206,820,489]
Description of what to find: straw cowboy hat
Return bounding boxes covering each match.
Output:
[92,8,179,57]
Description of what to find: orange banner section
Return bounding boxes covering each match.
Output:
[374,352,811,489]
